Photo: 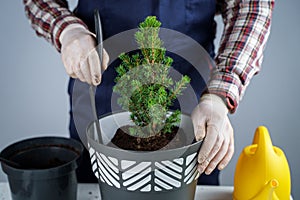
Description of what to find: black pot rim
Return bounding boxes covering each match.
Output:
[0,136,84,179]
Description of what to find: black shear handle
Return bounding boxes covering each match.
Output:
[88,9,104,144]
[94,9,103,65]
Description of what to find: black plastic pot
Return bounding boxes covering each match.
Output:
[87,112,202,200]
[0,137,83,200]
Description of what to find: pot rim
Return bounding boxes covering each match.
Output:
[0,136,83,179]
[86,111,203,156]
[87,126,202,154]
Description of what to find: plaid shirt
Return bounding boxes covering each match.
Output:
[23,0,274,113]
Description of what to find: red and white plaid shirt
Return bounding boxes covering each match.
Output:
[23,0,274,113]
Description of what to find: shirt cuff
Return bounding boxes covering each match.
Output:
[51,15,88,52]
[205,70,243,113]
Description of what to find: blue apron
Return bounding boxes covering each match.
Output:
[69,0,219,184]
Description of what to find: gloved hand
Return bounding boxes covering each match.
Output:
[60,24,109,86]
[191,94,234,175]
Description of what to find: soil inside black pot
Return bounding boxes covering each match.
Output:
[8,144,80,170]
[108,125,193,151]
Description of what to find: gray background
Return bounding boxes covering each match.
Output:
[0,0,299,199]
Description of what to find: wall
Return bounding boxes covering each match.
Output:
[0,1,299,199]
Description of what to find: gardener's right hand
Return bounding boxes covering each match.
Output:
[191,94,234,175]
[60,24,109,86]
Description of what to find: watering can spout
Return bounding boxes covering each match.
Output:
[251,179,279,200]
[252,126,274,156]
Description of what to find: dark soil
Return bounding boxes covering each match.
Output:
[10,156,67,170]
[108,125,190,151]
[8,144,80,170]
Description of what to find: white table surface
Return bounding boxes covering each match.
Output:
[76,184,234,200]
[0,182,293,200]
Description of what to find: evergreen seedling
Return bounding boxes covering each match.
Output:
[113,16,190,138]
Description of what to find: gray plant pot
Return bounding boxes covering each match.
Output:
[87,112,202,200]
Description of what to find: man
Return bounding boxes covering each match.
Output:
[23,0,274,184]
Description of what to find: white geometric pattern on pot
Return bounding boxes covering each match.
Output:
[121,161,152,192]
[89,146,100,180]
[121,160,136,170]
[154,160,183,191]
[89,146,199,193]
[96,151,120,188]
[184,153,198,184]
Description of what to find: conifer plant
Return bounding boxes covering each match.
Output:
[113,16,190,139]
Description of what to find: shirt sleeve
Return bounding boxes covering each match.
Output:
[208,0,275,113]
[23,0,88,52]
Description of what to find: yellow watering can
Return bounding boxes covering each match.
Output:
[233,126,291,200]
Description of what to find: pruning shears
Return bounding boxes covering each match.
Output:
[89,9,103,144]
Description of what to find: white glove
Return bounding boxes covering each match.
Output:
[191,94,234,175]
[60,24,109,86]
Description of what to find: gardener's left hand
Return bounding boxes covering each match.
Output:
[191,94,234,175]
